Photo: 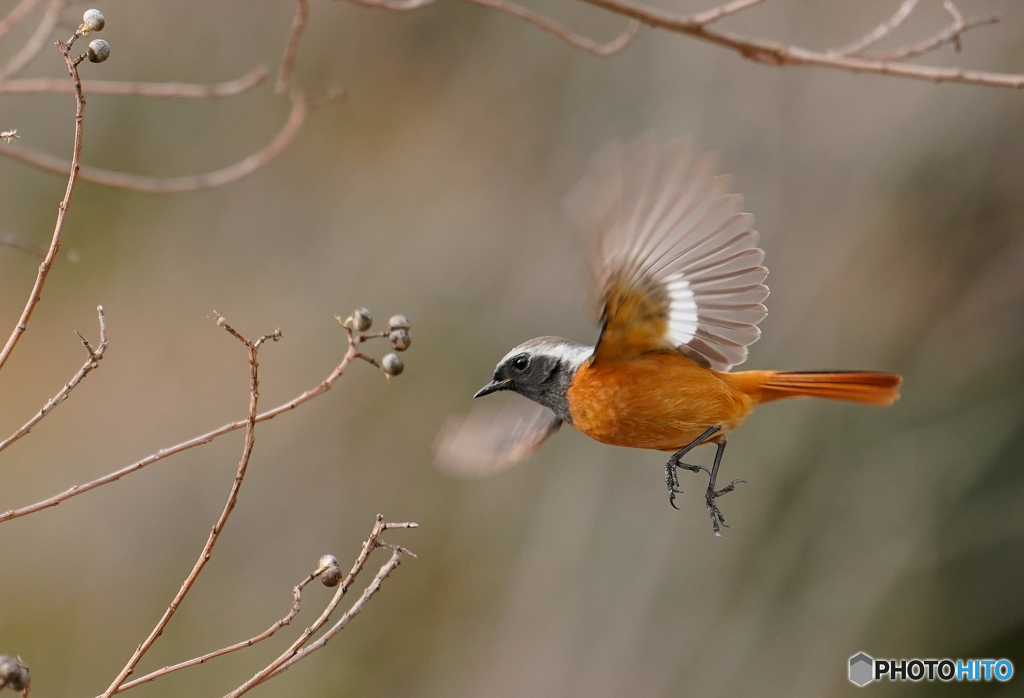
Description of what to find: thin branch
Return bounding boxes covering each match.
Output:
[868,1,999,62]
[0,30,87,375]
[0,0,43,40]
[0,0,62,80]
[343,0,638,57]
[254,550,404,689]
[224,516,417,698]
[574,0,1024,88]
[0,91,315,192]
[114,567,321,692]
[0,306,107,455]
[0,65,268,97]
[0,325,385,523]
[690,0,763,26]
[830,0,919,57]
[347,0,1024,88]
[277,0,309,94]
[100,319,279,698]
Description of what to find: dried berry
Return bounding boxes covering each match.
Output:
[389,328,411,351]
[87,39,110,63]
[382,353,404,376]
[387,314,410,331]
[351,308,372,332]
[82,9,105,32]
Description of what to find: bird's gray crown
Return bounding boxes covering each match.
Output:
[481,337,593,424]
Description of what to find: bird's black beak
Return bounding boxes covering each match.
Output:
[474,379,512,398]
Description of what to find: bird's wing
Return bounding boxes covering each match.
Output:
[566,134,769,370]
[433,398,562,478]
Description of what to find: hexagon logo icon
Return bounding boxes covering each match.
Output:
[849,653,874,686]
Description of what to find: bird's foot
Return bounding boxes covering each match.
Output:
[664,459,710,509]
[704,479,745,536]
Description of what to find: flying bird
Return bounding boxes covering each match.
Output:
[435,135,901,534]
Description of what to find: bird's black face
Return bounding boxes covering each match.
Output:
[474,337,593,423]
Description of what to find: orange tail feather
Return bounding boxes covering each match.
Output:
[746,371,902,406]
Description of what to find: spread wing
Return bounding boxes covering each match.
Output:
[433,398,562,478]
[566,134,769,371]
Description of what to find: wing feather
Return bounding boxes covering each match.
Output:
[572,134,769,370]
[433,399,561,478]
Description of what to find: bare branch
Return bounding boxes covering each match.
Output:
[0,0,62,80]
[277,0,310,94]
[830,0,919,57]
[224,516,417,698]
[0,31,87,375]
[575,0,1024,88]
[113,549,322,692]
[100,319,275,698]
[342,0,639,57]
[0,306,107,455]
[690,0,763,26]
[0,91,314,192]
[0,66,268,97]
[868,1,999,62]
[0,324,387,523]
[0,0,43,40]
[345,0,1024,88]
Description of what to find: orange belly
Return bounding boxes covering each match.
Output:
[566,352,756,452]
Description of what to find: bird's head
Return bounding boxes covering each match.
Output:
[474,337,592,422]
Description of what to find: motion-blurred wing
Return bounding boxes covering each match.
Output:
[433,399,562,479]
[567,134,769,371]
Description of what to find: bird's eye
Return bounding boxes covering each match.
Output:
[511,354,530,371]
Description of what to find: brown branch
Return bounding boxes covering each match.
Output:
[0,0,43,40]
[574,0,1024,88]
[347,0,1024,87]
[0,324,387,524]
[0,31,87,375]
[0,306,107,455]
[224,517,417,698]
[0,0,62,80]
[114,566,322,693]
[0,91,313,192]
[0,66,268,96]
[100,319,280,698]
[341,0,639,57]
[868,1,999,62]
[276,0,309,94]
[830,0,919,57]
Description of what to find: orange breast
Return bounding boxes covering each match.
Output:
[566,352,756,452]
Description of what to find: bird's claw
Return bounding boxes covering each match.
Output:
[704,479,745,536]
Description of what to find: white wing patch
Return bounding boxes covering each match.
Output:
[666,274,699,346]
[571,134,770,371]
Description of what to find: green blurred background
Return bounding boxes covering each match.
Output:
[1,0,1023,695]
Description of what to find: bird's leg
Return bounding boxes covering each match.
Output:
[703,437,746,536]
[664,426,721,510]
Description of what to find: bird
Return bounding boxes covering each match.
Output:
[434,134,902,535]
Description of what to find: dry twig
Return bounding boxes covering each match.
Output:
[0,322,392,523]
[0,29,88,375]
[343,0,1023,88]
[0,66,268,96]
[99,318,281,698]
[225,516,417,698]
[0,306,107,455]
[867,0,999,62]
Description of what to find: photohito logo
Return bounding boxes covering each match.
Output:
[848,653,1013,686]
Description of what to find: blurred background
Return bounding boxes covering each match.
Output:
[1,0,1023,695]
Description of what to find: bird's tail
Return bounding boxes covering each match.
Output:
[735,370,902,407]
